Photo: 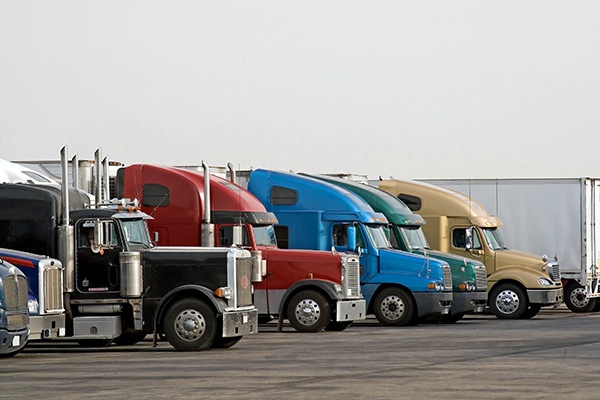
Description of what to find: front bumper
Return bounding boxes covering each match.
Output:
[336,299,366,322]
[29,314,66,340]
[527,288,563,306]
[0,328,28,356]
[413,291,453,317]
[222,308,259,337]
[452,290,488,314]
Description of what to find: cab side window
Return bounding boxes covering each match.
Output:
[452,228,482,249]
[332,224,348,247]
[452,229,467,248]
[218,225,249,247]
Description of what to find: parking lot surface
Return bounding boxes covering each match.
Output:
[2,305,599,400]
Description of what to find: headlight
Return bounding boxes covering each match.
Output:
[458,282,475,291]
[537,277,552,287]
[215,286,233,300]
[28,299,39,315]
[427,281,444,291]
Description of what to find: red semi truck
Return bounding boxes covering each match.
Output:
[115,163,365,332]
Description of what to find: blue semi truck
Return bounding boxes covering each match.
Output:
[305,173,488,323]
[0,255,29,357]
[247,169,453,326]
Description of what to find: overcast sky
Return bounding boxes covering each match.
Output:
[1,1,599,180]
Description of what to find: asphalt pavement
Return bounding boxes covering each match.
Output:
[2,305,599,400]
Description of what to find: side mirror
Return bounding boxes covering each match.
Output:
[347,225,357,251]
[465,227,473,251]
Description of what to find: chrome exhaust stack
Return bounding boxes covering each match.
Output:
[58,146,75,293]
[201,161,214,247]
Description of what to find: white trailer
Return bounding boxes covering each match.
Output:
[418,177,600,313]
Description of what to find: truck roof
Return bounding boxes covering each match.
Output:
[303,173,425,226]
[248,169,387,224]
[378,179,502,227]
[0,158,58,185]
[117,164,277,224]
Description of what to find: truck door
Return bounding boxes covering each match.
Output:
[75,219,122,295]
[451,226,491,267]
[332,223,373,281]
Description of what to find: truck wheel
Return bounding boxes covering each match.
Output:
[489,284,527,319]
[212,335,243,349]
[113,332,147,346]
[564,282,597,313]
[324,321,353,331]
[373,287,415,326]
[286,290,331,332]
[519,304,542,319]
[164,298,216,351]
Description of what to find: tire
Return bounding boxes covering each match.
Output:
[324,321,353,332]
[489,283,527,319]
[113,332,147,346]
[564,282,597,313]
[519,304,542,319]
[212,335,243,349]
[373,287,416,326]
[286,290,331,333]
[163,298,216,351]
[440,312,465,324]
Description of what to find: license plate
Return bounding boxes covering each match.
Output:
[12,335,20,347]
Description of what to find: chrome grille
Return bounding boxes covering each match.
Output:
[442,264,452,290]
[3,275,28,311]
[341,255,361,299]
[548,262,561,282]
[474,265,488,289]
[235,257,253,308]
[44,266,64,312]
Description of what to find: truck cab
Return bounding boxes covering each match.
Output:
[248,169,453,326]
[307,173,488,323]
[116,164,366,333]
[0,256,29,357]
[378,179,563,319]
[0,147,258,351]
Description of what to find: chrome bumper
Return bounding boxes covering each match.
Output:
[336,299,366,322]
[222,309,258,337]
[527,288,563,306]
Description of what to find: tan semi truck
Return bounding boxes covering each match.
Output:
[377,179,563,319]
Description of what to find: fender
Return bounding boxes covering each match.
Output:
[275,278,339,332]
[151,284,228,345]
[488,266,553,289]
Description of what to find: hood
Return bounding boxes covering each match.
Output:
[379,248,447,280]
[426,249,485,268]
[495,249,547,268]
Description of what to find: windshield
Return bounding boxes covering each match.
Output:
[253,225,278,247]
[364,224,393,249]
[481,227,507,250]
[121,219,152,248]
[398,226,430,251]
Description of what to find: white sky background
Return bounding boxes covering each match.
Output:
[1,1,599,180]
